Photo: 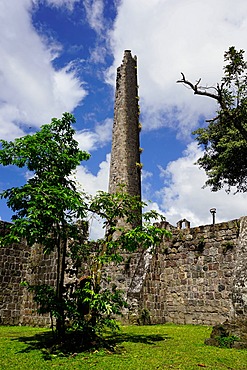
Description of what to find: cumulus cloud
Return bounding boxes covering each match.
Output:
[108,0,247,136]
[75,118,112,152]
[76,153,110,195]
[0,0,86,140]
[76,154,110,239]
[155,143,247,227]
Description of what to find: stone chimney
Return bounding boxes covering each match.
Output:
[108,50,141,199]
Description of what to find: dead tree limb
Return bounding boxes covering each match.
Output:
[177,73,247,140]
[176,73,230,112]
[177,72,222,102]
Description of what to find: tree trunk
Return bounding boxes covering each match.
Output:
[55,226,67,341]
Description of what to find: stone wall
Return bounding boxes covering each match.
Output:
[0,221,57,326]
[19,245,58,326]
[0,221,29,325]
[141,219,241,325]
[1,217,247,327]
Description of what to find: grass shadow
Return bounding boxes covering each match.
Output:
[107,332,171,346]
[12,331,58,360]
[12,328,172,360]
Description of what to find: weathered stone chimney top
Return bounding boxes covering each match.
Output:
[123,49,137,61]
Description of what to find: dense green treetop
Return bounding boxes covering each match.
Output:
[0,112,90,248]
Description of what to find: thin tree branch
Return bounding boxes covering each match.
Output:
[206,116,220,123]
[177,73,221,101]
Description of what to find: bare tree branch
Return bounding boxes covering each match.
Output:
[206,116,220,123]
[177,72,247,140]
[177,73,221,101]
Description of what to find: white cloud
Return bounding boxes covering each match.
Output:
[83,0,104,34]
[76,153,110,196]
[0,0,86,140]
[38,0,80,10]
[155,142,247,227]
[89,45,107,64]
[76,154,110,239]
[75,118,112,152]
[53,63,87,110]
[83,0,109,64]
[108,0,247,137]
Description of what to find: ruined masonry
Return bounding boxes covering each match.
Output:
[0,221,57,326]
[109,50,141,197]
[105,218,247,325]
[1,50,247,326]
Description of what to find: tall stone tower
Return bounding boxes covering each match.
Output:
[109,50,141,199]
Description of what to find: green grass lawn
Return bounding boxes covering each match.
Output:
[0,324,246,370]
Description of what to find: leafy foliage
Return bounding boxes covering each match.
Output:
[0,112,90,248]
[0,113,90,339]
[216,334,239,348]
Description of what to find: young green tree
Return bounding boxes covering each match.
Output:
[0,113,171,348]
[177,46,247,193]
[0,113,90,339]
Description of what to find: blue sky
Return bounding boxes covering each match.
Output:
[0,0,247,237]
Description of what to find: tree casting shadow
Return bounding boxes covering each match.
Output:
[12,329,172,360]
